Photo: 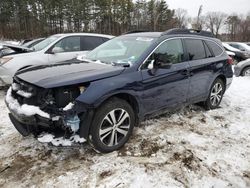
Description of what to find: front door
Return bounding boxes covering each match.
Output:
[48,36,82,63]
[140,39,190,115]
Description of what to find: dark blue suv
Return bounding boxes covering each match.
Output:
[5,29,233,152]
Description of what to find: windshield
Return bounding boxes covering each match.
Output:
[33,36,60,51]
[85,36,156,66]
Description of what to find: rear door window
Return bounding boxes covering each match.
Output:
[81,36,107,51]
[206,41,223,56]
[185,39,206,60]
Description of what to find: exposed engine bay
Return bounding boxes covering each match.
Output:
[5,76,88,138]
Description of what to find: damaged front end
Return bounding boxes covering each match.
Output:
[5,76,91,139]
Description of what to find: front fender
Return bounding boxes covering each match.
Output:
[75,70,143,109]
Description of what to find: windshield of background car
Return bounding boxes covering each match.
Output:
[33,36,60,51]
[86,36,156,65]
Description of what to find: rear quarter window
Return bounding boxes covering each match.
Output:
[206,41,223,56]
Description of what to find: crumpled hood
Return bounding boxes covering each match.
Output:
[16,60,125,88]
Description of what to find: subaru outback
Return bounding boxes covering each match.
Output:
[5,29,233,153]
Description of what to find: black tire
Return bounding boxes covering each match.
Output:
[89,98,135,153]
[203,78,225,110]
[241,66,250,77]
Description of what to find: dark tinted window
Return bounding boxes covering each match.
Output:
[203,41,213,58]
[206,41,223,56]
[185,39,206,60]
[143,39,184,69]
[81,36,107,51]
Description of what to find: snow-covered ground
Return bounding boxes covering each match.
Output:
[0,77,250,188]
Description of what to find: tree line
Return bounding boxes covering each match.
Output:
[175,7,250,42]
[0,0,249,42]
[0,0,176,40]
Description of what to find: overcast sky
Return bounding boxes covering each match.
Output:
[167,0,250,17]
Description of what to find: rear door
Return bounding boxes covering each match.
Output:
[140,38,190,114]
[184,38,219,102]
[81,36,109,51]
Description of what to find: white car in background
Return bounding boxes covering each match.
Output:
[0,33,114,86]
[227,42,250,52]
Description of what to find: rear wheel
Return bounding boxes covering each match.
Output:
[242,67,250,77]
[204,78,225,110]
[89,98,135,153]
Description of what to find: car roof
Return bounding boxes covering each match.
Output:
[122,29,216,39]
[123,32,162,38]
[52,33,114,39]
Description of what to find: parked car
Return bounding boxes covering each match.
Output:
[222,42,250,63]
[246,42,250,46]
[22,38,45,48]
[0,33,113,86]
[234,59,250,77]
[227,42,250,52]
[5,28,233,153]
[0,43,33,58]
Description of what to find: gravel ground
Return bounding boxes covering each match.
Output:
[0,77,250,188]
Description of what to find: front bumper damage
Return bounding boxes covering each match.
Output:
[5,85,93,139]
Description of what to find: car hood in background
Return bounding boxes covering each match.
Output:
[0,43,32,52]
[16,60,125,88]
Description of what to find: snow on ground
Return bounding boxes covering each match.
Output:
[0,77,250,188]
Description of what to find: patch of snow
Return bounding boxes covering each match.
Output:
[37,133,54,143]
[37,133,86,146]
[16,90,32,98]
[5,88,49,118]
[71,135,86,143]
[63,102,74,111]
[11,83,19,91]
[51,137,72,146]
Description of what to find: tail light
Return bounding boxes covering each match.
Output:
[227,57,233,65]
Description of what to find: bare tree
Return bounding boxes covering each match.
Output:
[175,8,188,28]
[206,12,227,37]
[225,14,241,41]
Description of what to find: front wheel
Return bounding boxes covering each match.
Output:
[89,98,135,153]
[204,78,225,110]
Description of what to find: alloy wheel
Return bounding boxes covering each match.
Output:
[99,108,130,147]
[210,82,223,106]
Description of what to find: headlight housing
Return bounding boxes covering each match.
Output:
[0,57,13,65]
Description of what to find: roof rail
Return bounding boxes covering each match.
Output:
[122,30,150,35]
[161,28,215,38]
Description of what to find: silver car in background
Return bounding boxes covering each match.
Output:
[0,33,113,86]
[234,59,250,77]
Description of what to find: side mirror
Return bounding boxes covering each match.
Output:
[48,47,64,54]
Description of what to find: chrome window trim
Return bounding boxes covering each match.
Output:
[138,36,225,71]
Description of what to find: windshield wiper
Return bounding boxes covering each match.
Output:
[111,61,130,67]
